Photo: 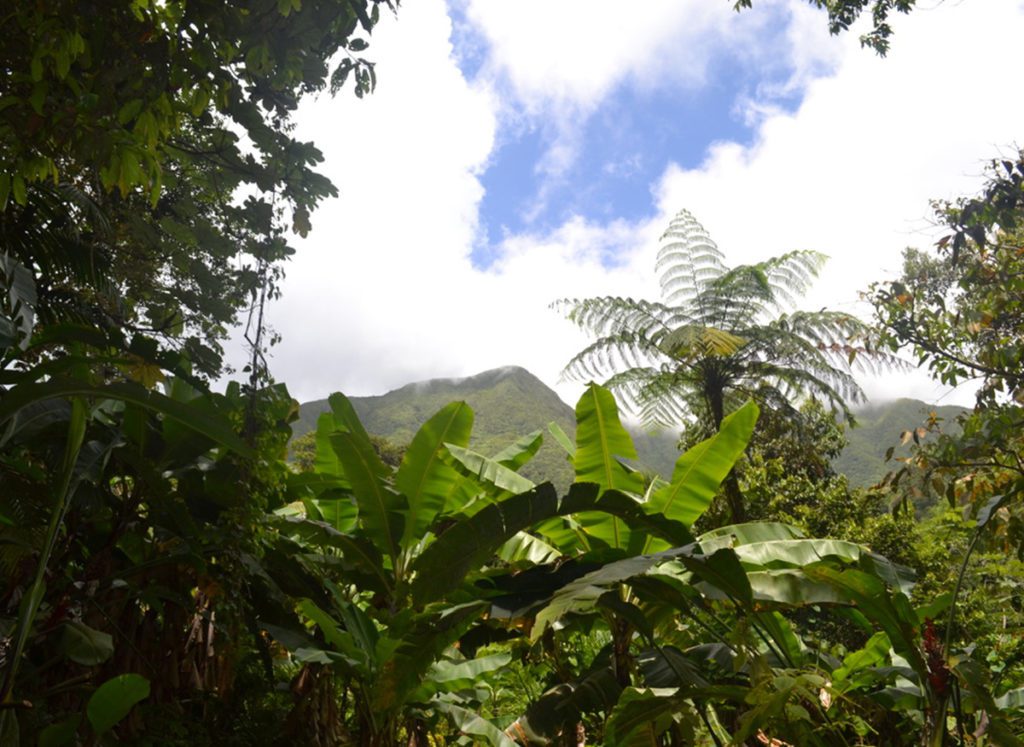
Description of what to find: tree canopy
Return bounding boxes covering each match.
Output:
[1,0,392,376]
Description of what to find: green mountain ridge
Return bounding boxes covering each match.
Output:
[295,367,967,489]
[835,398,966,487]
[295,366,683,488]
[295,366,584,488]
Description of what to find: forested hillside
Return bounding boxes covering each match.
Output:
[296,367,965,489]
[296,366,682,488]
[837,398,967,486]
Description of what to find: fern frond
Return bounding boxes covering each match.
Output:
[556,206,898,432]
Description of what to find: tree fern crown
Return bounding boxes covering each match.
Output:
[556,209,902,430]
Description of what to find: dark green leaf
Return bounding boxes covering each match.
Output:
[60,621,114,666]
[86,674,150,734]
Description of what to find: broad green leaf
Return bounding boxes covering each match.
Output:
[645,401,758,543]
[532,484,694,556]
[325,392,374,441]
[492,429,544,470]
[563,485,694,553]
[445,443,535,495]
[410,483,560,606]
[270,516,391,594]
[573,384,642,549]
[260,621,320,653]
[732,538,864,569]
[573,507,637,552]
[680,547,752,608]
[497,531,561,565]
[833,632,890,683]
[395,401,473,545]
[574,384,643,494]
[331,430,403,565]
[312,392,374,478]
[297,599,371,675]
[803,564,926,676]
[315,411,345,477]
[861,551,917,597]
[548,420,575,457]
[283,471,348,501]
[310,494,359,534]
[532,545,696,639]
[533,514,591,554]
[416,652,512,698]
[60,621,114,666]
[434,700,517,747]
[508,668,624,742]
[698,521,805,553]
[86,674,150,734]
[914,592,952,626]
[371,602,485,714]
[38,716,81,747]
[740,569,850,606]
[331,591,380,658]
[996,687,1024,711]
[753,610,804,667]
[605,687,685,747]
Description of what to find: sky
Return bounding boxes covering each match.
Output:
[240,0,1024,411]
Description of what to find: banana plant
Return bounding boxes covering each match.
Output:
[264,387,745,741]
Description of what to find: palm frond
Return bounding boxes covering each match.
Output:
[737,359,862,421]
[760,250,827,302]
[602,367,695,427]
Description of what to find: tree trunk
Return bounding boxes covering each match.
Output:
[723,471,746,525]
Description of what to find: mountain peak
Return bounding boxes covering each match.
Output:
[394,365,547,398]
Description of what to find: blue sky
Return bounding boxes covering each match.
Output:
[452,2,809,267]
[268,0,1024,408]
[472,76,758,265]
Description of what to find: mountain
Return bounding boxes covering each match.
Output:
[296,366,579,488]
[294,366,965,490]
[836,399,967,487]
[293,366,681,489]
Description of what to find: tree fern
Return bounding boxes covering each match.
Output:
[556,208,903,431]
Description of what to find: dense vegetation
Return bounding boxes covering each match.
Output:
[2,2,1024,746]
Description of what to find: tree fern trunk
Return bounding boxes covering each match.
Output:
[723,471,746,525]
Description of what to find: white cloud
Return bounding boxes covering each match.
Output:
[237,0,1024,417]
[651,0,1024,405]
[461,0,831,203]
[259,0,496,399]
[463,0,797,112]
[256,0,657,405]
